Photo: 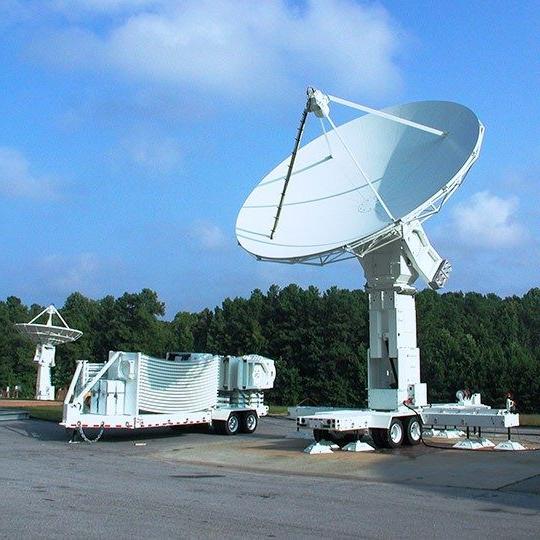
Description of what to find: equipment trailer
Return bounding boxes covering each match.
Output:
[292,394,520,450]
[62,351,276,440]
[289,233,521,451]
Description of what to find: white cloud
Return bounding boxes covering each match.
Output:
[0,146,59,199]
[119,133,182,174]
[30,0,403,99]
[452,191,526,248]
[189,220,227,250]
[39,253,101,294]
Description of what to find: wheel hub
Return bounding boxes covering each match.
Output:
[410,420,421,441]
[228,415,238,431]
[390,423,402,443]
[246,415,256,430]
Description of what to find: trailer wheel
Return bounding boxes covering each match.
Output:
[385,418,404,448]
[313,429,325,442]
[223,413,240,435]
[241,412,258,434]
[404,417,422,446]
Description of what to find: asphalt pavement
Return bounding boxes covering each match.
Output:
[0,417,539,539]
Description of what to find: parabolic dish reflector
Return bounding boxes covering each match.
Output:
[236,101,483,262]
[15,304,82,346]
[15,323,83,346]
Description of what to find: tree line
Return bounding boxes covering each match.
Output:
[1,286,539,412]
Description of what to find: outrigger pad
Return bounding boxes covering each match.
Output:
[453,437,496,448]
[453,439,484,450]
[424,428,466,439]
[303,441,334,454]
[475,438,495,448]
[342,441,374,452]
[494,440,526,451]
[318,439,340,450]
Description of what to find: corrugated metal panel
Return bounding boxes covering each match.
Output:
[138,354,218,413]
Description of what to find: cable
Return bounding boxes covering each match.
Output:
[402,401,462,450]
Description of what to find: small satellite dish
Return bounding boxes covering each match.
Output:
[15,305,82,400]
[236,93,483,264]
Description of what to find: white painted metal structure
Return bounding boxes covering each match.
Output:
[62,351,275,436]
[15,305,82,400]
[237,88,521,450]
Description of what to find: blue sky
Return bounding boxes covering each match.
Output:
[0,0,538,317]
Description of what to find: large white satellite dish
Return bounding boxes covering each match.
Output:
[15,305,82,400]
[236,88,485,421]
[236,93,483,264]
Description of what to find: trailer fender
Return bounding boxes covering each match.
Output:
[211,407,255,421]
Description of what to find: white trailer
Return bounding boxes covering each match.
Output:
[290,232,520,450]
[292,393,520,450]
[62,350,276,440]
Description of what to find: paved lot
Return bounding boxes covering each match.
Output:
[1,417,539,539]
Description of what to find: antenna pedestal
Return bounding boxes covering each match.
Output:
[15,305,82,402]
[358,240,427,411]
[34,344,56,400]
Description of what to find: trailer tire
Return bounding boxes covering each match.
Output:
[385,418,404,448]
[240,412,258,434]
[218,413,240,436]
[213,414,240,435]
[313,429,325,442]
[404,417,422,446]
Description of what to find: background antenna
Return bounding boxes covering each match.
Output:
[15,305,82,400]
